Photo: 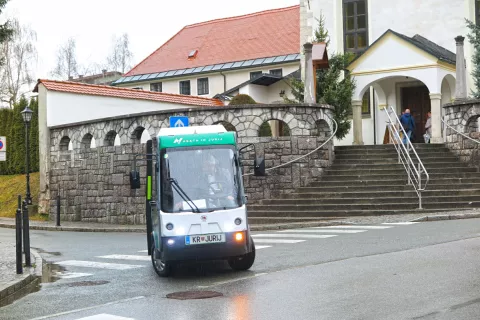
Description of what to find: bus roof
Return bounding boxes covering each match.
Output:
[158,125,236,149]
[158,125,226,137]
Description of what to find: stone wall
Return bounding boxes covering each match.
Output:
[443,100,480,169]
[46,104,334,224]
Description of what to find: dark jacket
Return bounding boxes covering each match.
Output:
[400,113,415,132]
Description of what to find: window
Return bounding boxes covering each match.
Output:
[132,87,143,90]
[362,89,370,115]
[197,78,209,95]
[343,0,368,54]
[179,80,191,95]
[476,0,480,25]
[250,71,262,80]
[150,82,162,92]
[269,69,283,77]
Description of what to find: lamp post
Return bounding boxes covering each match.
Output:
[21,106,33,205]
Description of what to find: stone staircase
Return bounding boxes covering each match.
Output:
[248,144,480,223]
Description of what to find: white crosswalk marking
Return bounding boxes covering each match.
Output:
[55,272,93,279]
[57,260,144,270]
[253,239,306,244]
[252,234,337,239]
[315,225,392,229]
[75,314,135,320]
[278,229,367,234]
[382,222,419,225]
[97,255,151,261]
[255,245,272,250]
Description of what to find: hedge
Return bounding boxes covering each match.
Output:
[0,97,39,175]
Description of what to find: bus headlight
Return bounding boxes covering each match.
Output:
[166,223,174,230]
[167,239,175,246]
[234,218,242,225]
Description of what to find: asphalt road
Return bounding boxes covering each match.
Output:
[1,219,480,320]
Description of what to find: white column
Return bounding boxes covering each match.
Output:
[303,43,315,104]
[454,36,467,100]
[38,85,51,214]
[430,93,443,144]
[352,99,364,145]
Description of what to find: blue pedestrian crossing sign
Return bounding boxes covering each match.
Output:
[169,116,189,128]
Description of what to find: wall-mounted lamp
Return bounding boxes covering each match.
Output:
[279,90,285,98]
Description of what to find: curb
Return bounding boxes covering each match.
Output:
[0,249,43,307]
[0,223,146,233]
[411,212,480,222]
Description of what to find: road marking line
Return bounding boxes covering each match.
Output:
[382,222,419,225]
[138,250,148,253]
[97,255,151,261]
[30,296,145,320]
[57,260,144,270]
[75,314,135,320]
[255,245,272,250]
[252,234,337,239]
[278,229,367,234]
[253,239,306,244]
[55,272,93,279]
[197,273,268,289]
[315,225,393,229]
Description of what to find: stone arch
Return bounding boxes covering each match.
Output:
[59,136,71,151]
[81,133,95,149]
[354,75,430,102]
[441,74,455,106]
[258,119,291,137]
[312,119,332,138]
[465,115,480,134]
[213,120,236,132]
[131,126,152,144]
[104,130,118,147]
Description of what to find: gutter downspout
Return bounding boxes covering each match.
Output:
[220,71,226,92]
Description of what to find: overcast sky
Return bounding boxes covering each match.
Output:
[4,0,299,81]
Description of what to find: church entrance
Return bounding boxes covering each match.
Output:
[400,85,431,143]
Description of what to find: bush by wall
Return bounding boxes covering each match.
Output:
[229,94,256,105]
[0,97,39,175]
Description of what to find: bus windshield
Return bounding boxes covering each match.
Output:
[160,145,242,213]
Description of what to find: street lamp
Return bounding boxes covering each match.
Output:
[21,106,33,205]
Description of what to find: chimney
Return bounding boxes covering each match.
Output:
[68,76,73,81]
[78,75,83,79]
[303,42,315,103]
[454,36,467,100]
[102,69,107,77]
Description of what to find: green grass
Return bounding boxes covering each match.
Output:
[0,172,40,218]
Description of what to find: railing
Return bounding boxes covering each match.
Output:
[243,118,338,176]
[383,106,429,209]
[441,117,480,145]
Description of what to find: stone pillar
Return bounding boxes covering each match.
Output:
[38,84,51,214]
[454,36,467,100]
[304,43,315,104]
[352,99,364,145]
[430,93,443,144]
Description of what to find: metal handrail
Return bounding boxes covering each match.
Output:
[441,117,480,145]
[243,118,338,176]
[383,106,429,209]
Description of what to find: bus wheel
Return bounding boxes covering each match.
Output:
[228,241,255,271]
[151,244,171,277]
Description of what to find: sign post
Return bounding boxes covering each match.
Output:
[169,116,189,128]
[0,136,6,161]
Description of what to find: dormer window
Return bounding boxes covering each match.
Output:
[188,49,198,60]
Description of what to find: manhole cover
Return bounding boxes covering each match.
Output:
[68,280,109,287]
[166,291,223,300]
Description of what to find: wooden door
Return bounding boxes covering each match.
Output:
[400,86,431,143]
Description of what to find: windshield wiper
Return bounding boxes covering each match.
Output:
[168,178,201,213]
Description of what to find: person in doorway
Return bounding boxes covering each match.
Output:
[424,111,432,143]
[400,108,416,144]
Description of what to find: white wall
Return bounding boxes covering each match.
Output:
[117,63,299,99]
[45,89,188,127]
[240,84,268,103]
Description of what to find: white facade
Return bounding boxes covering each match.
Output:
[305,0,475,145]
[116,63,299,102]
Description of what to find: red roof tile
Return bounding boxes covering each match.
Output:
[34,79,224,107]
[125,5,300,77]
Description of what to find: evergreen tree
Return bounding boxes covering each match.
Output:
[0,0,13,56]
[29,97,39,172]
[466,19,480,98]
[285,11,355,140]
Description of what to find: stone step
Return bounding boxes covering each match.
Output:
[330,162,469,170]
[285,189,480,198]
[335,144,446,150]
[260,195,480,205]
[310,178,480,187]
[247,208,470,218]
[248,201,480,211]
[296,184,480,192]
[325,167,476,175]
[321,172,480,181]
[333,158,459,164]
[248,217,338,224]
[334,148,451,155]
[334,153,456,160]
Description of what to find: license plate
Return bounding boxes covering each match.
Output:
[185,233,225,245]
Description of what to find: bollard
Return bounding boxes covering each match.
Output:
[16,196,23,274]
[56,195,61,227]
[22,200,31,267]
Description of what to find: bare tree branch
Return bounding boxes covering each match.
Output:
[107,33,133,73]
[0,18,37,108]
[50,37,78,80]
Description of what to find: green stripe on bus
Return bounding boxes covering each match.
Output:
[147,176,152,200]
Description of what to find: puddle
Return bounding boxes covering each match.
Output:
[41,262,66,283]
[32,247,62,256]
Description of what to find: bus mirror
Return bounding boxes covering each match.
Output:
[130,171,141,189]
[254,157,266,176]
